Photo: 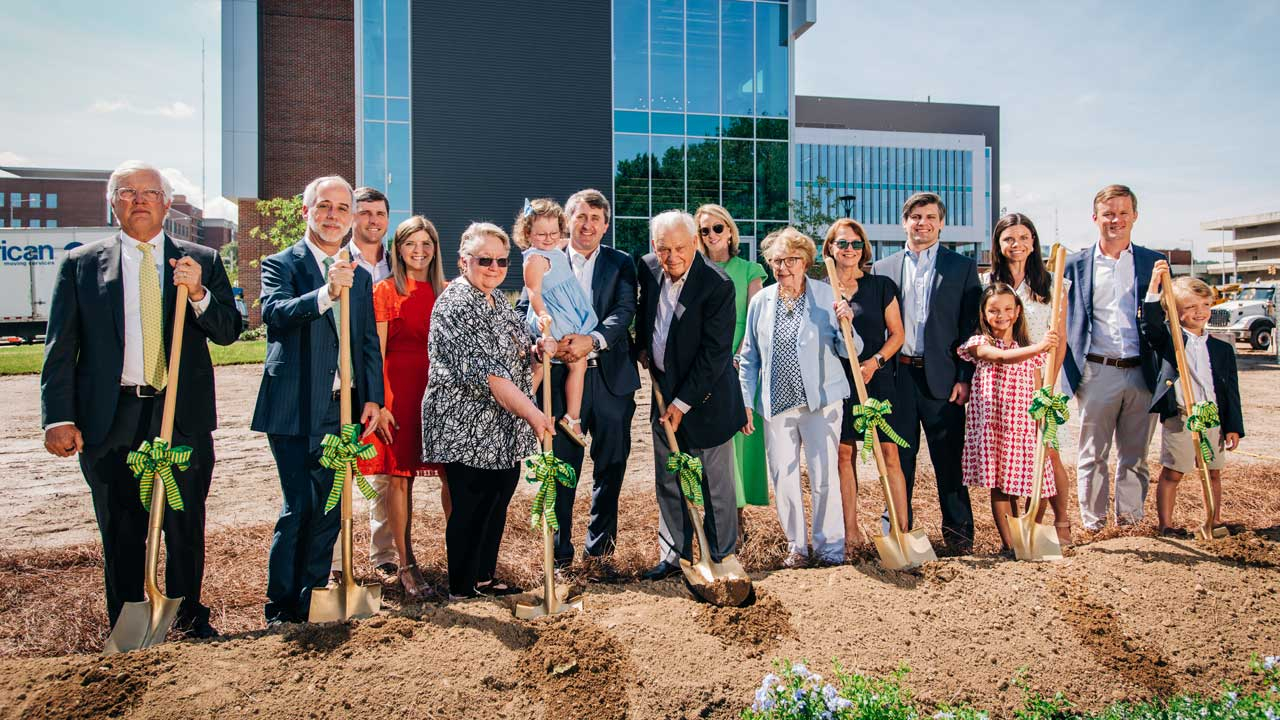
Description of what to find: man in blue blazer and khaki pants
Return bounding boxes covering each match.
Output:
[1061,184,1162,530]
[251,175,384,625]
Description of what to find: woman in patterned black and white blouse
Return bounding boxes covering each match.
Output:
[421,222,557,600]
[737,227,860,568]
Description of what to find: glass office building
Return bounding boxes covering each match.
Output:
[357,0,412,230]
[612,0,791,258]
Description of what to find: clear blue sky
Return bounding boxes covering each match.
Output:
[2,0,1276,260]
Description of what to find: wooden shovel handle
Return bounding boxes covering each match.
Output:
[1025,245,1067,520]
[540,325,553,452]
[338,250,353,427]
[157,284,189,444]
[649,376,682,454]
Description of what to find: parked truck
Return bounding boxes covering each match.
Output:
[0,227,116,343]
[1207,281,1279,351]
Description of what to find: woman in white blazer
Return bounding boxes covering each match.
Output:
[738,227,862,566]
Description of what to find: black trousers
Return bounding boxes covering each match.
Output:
[443,462,518,596]
[548,363,635,562]
[885,364,975,549]
[80,392,214,630]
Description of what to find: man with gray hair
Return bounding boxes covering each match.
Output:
[634,210,745,580]
[41,160,242,640]
[250,175,385,625]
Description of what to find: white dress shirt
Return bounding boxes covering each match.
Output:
[1089,244,1140,358]
[1178,331,1217,408]
[120,230,211,387]
[348,240,391,283]
[652,267,692,413]
[899,243,938,356]
[569,245,607,354]
[304,237,343,391]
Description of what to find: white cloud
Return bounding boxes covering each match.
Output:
[204,197,238,223]
[0,151,30,165]
[155,168,238,224]
[89,99,195,119]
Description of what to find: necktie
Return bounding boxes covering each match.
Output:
[323,256,340,331]
[137,243,166,390]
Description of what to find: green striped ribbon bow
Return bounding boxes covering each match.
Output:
[850,398,911,461]
[524,452,578,531]
[1185,401,1222,464]
[1027,387,1071,449]
[127,438,190,511]
[319,423,379,513]
[666,452,704,506]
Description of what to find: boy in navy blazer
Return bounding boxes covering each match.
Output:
[250,176,384,624]
[1142,262,1243,537]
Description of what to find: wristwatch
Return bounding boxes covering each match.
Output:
[591,335,603,352]
[873,353,886,369]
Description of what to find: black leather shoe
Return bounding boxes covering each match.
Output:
[184,621,220,639]
[641,560,681,581]
[375,562,399,575]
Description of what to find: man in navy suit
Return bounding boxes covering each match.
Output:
[872,192,981,552]
[1061,184,1162,530]
[250,175,384,625]
[519,189,641,571]
[41,161,242,639]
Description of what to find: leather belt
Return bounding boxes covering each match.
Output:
[1085,353,1141,369]
[897,355,925,368]
[585,358,599,369]
[120,385,162,398]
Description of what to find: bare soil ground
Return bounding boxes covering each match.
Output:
[2,352,1279,718]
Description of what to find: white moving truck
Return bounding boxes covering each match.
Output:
[0,227,114,343]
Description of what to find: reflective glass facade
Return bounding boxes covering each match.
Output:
[795,142,984,257]
[358,0,412,230]
[612,0,790,258]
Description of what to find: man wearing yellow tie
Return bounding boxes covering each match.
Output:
[41,160,242,641]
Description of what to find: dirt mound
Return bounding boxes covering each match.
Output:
[19,652,160,720]
[695,591,794,656]
[1200,531,1280,567]
[518,615,631,720]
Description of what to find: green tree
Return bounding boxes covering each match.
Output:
[789,175,838,242]
[219,240,239,286]
[249,196,305,259]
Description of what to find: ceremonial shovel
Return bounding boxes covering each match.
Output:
[104,285,190,654]
[823,258,935,570]
[310,251,383,622]
[1158,269,1229,542]
[1008,245,1066,561]
[650,379,752,607]
[515,325,584,619]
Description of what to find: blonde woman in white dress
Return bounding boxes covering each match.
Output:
[981,213,1072,546]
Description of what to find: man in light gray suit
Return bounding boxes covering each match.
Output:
[872,192,981,552]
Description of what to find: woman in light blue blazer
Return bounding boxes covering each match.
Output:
[738,227,862,566]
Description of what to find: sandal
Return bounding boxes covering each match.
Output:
[475,579,524,596]
[399,564,433,600]
[1054,521,1072,547]
[558,416,588,447]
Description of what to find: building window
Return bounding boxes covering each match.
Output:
[9,193,19,207]
[358,0,411,231]
[46,193,58,209]
[29,192,41,209]
[30,219,40,228]
[10,219,19,228]
[46,219,57,228]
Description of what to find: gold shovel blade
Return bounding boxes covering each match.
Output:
[514,583,585,620]
[1009,515,1063,561]
[103,594,183,654]
[1196,524,1230,541]
[872,533,913,570]
[308,581,382,623]
[679,554,753,607]
[902,528,938,564]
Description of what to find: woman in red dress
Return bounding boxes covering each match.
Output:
[361,215,447,598]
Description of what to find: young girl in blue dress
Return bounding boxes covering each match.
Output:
[515,198,598,446]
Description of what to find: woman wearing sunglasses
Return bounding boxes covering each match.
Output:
[694,204,770,539]
[738,227,859,567]
[420,222,557,600]
[822,218,908,549]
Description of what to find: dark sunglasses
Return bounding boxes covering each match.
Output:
[698,223,726,237]
[830,239,865,251]
[471,256,509,268]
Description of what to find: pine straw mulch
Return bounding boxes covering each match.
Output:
[2,460,1278,658]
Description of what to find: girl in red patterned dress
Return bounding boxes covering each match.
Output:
[359,215,447,598]
[958,283,1059,556]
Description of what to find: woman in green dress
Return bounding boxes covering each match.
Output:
[695,204,769,536]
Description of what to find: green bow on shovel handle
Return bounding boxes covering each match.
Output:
[319,423,379,513]
[1186,401,1221,464]
[667,452,704,506]
[526,451,578,531]
[850,398,910,462]
[1028,387,1071,449]
[128,438,190,511]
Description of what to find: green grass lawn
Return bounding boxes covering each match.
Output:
[0,340,266,376]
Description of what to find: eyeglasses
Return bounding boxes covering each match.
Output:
[830,239,865,251]
[470,256,509,268]
[114,188,166,204]
[531,231,562,242]
[698,223,726,237]
[769,256,806,269]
